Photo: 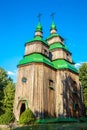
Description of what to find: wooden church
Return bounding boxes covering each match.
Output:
[14,18,83,120]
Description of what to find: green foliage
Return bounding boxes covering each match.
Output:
[0,67,15,124]
[0,67,8,114]
[0,81,15,124]
[79,63,87,115]
[19,108,35,125]
[0,67,8,89]
[12,123,87,130]
[0,111,15,124]
[79,63,87,89]
[2,81,15,113]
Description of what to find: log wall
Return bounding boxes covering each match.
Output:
[51,49,72,63]
[55,70,83,118]
[25,42,49,57]
[14,64,83,120]
[47,36,64,45]
[14,63,56,120]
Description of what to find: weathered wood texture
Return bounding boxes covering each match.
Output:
[25,42,49,57]
[50,29,56,34]
[43,65,56,117]
[55,70,83,118]
[51,49,72,62]
[35,32,42,37]
[14,62,83,120]
[47,36,64,45]
[14,63,56,120]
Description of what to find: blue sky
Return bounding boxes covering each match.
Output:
[0,0,87,82]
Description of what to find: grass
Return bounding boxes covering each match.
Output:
[13,123,87,130]
[35,117,78,124]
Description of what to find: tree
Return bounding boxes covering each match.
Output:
[0,81,15,124]
[0,67,8,114]
[2,81,15,113]
[79,63,87,115]
[0,67,15,124]
[0,67,8,88]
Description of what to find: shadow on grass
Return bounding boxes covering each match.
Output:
[13,123,87,130]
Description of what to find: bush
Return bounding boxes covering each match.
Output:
[0,111,15,124]
[19,108,35,125]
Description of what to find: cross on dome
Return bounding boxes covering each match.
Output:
[51,12,55,21]
[37,13,42,22]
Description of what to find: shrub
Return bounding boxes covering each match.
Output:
[0,111,15,124]
[19,108,35,125]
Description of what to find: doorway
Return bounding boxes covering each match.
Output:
[20,103,26,115]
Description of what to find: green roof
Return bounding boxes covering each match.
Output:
[47,33,58,40]
[18,54,78,73]
[26,36,48,45]
[52,59,78,73]
[36,22,42,32]
[18,53,55,68]
[49,42,70,52]
[46,33,64,41]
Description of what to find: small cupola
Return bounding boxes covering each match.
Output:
[35,21,43,38]
[50,21,57,34]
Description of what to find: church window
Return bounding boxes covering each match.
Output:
[22,77,27,83]
[66,53,70,61]
[49,52,52,60]
[49,79,54,90]
[72,82,78,95]
[73,102,79,111]
[73,88,78,95]
[44,49,48,56]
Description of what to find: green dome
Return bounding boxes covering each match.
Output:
[36,22,42,32]
[50,21,56,30]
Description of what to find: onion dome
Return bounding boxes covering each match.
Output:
[50,21,57,34]
[35,22,43,37]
